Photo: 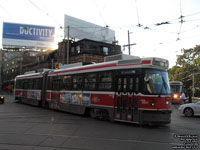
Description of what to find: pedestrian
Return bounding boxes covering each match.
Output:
[180,91,187,104]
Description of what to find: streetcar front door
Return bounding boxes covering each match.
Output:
[114,76,139,122]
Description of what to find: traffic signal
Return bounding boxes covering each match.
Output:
[54,62,59,69]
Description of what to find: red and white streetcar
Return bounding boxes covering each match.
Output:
[14,56,172,125]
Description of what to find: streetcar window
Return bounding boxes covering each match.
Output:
[117,78,122,91]
[143,69,170,95]
[135,77,139,93]
[84,73,96,90]
[28,79,34,89]
[73,75,83,90]
[47,77,52,90]
[123,78,127,92]
[170,84,182,93]
[99,72,113,91]
[52,78,61,91]
[130,78,133,91]
[23,80,28,89]
[36,78,42,90]
[63,75,72,90]
[16,79,23,89]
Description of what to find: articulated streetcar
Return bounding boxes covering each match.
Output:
[14,57,172,125]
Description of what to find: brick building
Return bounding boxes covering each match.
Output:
[57,38,121,65]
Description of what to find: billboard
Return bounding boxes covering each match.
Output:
[64,15,115,43]
[2,22,55,49]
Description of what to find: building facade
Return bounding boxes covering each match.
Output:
[1,39,121,91]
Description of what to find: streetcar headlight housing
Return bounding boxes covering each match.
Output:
[0,96,3,99]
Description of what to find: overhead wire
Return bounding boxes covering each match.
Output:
[12,0,200,46]
[0,2,14,19]
[135,0,142,27]
[93,0,107,26]
[177,0,184,40]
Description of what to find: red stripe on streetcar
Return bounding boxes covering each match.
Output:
[53,63,117,74]
[141,60,151,64]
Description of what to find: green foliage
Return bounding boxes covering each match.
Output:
[168,45,200,96]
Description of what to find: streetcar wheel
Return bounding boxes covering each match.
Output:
[184,108,193,117]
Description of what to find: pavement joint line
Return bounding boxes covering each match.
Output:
[22,132,180,145]
[0,143,87,150]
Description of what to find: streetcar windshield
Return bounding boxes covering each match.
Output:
[170,85,182,93]
[144,69,170,95]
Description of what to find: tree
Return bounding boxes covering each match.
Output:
[168,45,200,96]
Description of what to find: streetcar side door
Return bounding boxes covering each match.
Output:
[114,75,139,122]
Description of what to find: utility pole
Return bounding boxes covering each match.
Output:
[51,59,54,69]
[67,26,70,64]
[128,30,131,55]
[123,30,136,55]
[192,73,195,97]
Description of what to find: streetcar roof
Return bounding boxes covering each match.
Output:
[15,72,43,79]
[48,57,168,76]
[15,57,169,79]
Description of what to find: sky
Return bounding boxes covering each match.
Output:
[1,0,200,67]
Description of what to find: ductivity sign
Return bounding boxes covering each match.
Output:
[3,22,55,42]
[2,22,55,49]
[19,27,53,37]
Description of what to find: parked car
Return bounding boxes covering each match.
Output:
[0,94,4,104]
[178,102,200,117]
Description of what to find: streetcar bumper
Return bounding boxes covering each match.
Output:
[141,109,172,125]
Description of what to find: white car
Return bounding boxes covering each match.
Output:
[178,102,200,117]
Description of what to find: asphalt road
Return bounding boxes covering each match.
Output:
[0,94,199,150]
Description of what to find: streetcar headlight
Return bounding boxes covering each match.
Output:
[1,96,3,99]
[173,94,178,99]
[166,100,169,105]
[151,100,155,106]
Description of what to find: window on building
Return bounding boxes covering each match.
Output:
[103,47,109,55]
[76,45,81,54]
[71,47,75,54]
